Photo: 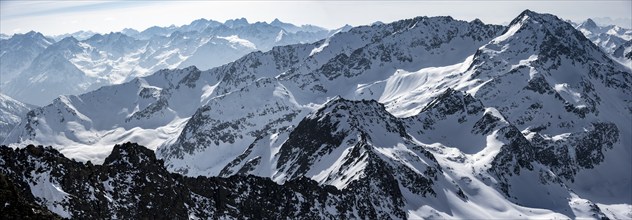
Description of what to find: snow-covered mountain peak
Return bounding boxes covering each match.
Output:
[272,95,445,219]
[269,18,327,33]
[498,10,594,49]
[178,18,223,33]
[22,31,47,40]
[51,36,81,52]
[307,97,408,140]
[270,18,283,26]
[469,10,616,85]
[224,18,249,28]
[49,30,98,41]
[84,32,138,50]
[121,28,139,36]
[1,31,56,85]
[86,32,129,41]
[3,31,55,50]
[463,10,630,136]
[578,18,599,30]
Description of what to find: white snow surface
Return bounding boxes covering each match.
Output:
[28,170,72,218]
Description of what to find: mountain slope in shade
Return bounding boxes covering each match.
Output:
[0,31,55,86]
[3,37,102,105]
[612,39,632,67]
[160,77,307,177]
[0,93,35,143]
[403,88,615,219]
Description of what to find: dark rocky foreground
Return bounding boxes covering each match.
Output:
[0,142,390,219]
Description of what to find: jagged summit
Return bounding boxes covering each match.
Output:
[468,9,621,86]
[224,18,249,28]
[22,31,46,39]
[502,9,596,49]
[1,143,396,219]
[49,36,80,52]
[103,142,161,167]
[270,18,283,25]
[307,97,408,139]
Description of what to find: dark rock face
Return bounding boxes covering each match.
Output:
[489,126,537,195]
[0,143,381,219]
[0,173,61,219]
[531,122,619,181]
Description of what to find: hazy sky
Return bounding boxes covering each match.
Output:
[1,1,631,35]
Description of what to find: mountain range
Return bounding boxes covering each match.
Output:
[0,18,347,106]
[1,10,631,219]
[575,18,632,68]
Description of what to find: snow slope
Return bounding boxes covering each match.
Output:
[0,93,35,143]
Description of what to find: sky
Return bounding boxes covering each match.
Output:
[1,1,631,36]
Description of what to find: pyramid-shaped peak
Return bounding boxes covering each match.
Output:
[271,18,283,24]
[580,18,599,29]
[307,97,408,138]
[24,30,39,36]
[58,36,79,44]
[19,31,48,40]
[509,10,564,27]
[496,9,595,50]
[470,18,485,25]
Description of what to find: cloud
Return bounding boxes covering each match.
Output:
[1,1,151,20]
